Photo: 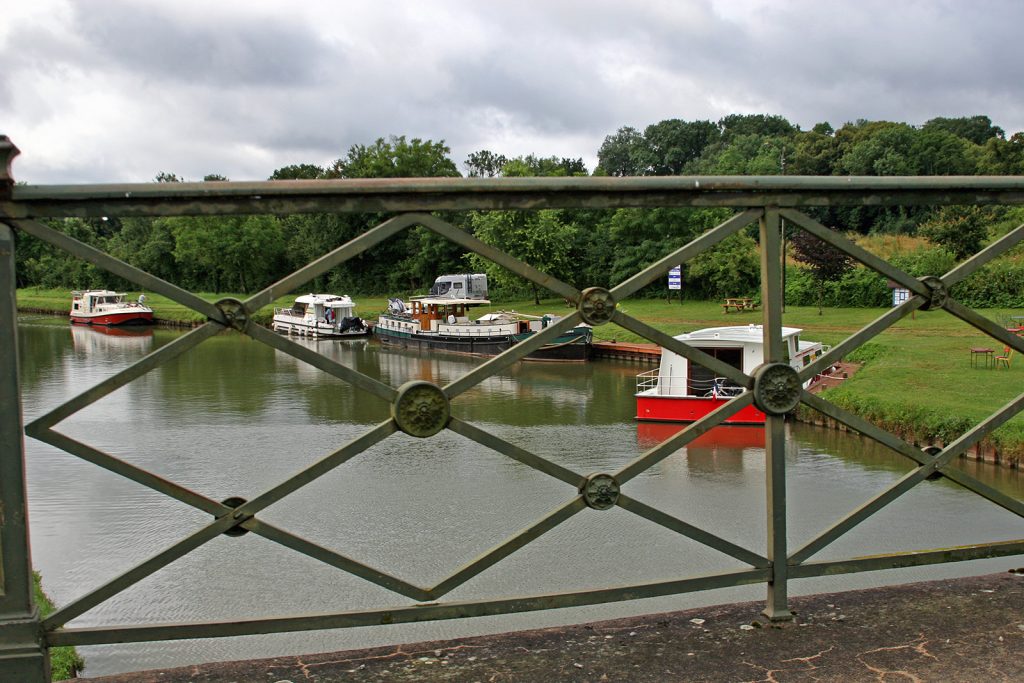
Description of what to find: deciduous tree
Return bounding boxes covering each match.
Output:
[789,228,853,314]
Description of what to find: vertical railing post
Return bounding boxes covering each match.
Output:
[0,138,49,681]
[759,206,793,620]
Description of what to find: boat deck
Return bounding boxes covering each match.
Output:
[592,341,661,363]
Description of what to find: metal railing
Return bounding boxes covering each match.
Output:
[1,135,1023,679]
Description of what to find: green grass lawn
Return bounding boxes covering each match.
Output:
[16,287,1024,457]
[33,571,84,679]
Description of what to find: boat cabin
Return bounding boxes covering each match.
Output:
[285,294,356,322]
[635,325,827,424]
[428,273,488,300]
[404,297,536,333]
[72,290,127,313]
[650,325,823,397]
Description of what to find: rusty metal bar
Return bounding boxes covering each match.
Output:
[799,392,1024,519]
[415,213,580,302]
[9,176,1024,219]
[791,392,1024,564]
[427,497,588,599]
[446,417,585,488]
[10,219,223,321]
[616,495,768,567]
[47,567,772,646]
[443,313,583,399]
[25,322,221,433]
[244,520,433,602]
[247,213,423,311]
[247,324,398,403]
[611,208,761,300]
[615,393,755,484]
[790,540,1024,579]
[42,511,244,629]
[799,299,923,383]
[610,311,751,388]
[942,222,1024,287]
[781,209,930,298]
[759,207,791,620]
[0,222,50,679]
[943,299,1024,355]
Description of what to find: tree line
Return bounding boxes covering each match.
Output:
[14,114,1024,307]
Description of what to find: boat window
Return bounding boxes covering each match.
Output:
[803,355,811,366]
[688,348,742,395]
[452,282,463,293]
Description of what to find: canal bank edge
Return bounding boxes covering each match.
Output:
[74,571,1024,683]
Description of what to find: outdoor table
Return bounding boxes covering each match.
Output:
[723,297,756,313]
[970,347,995,368]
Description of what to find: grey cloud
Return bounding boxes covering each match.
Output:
[69,1,335,88]
[6,0,1024,184]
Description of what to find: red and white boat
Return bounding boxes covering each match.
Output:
[635,325,828,425]
[69,290,154,326]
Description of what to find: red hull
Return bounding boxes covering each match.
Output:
[636,422,766,449]
[636,394,766,424]
[70,312,154,326]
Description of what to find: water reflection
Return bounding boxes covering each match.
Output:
[14,321,1022,678]
[635,423,765,475]
[70,323,154,349]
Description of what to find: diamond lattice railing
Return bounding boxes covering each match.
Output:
[16,207,777,632]
[1,175,1021,648]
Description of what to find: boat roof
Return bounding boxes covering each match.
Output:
[293,294,354,305]
[72,289,124,297]
[673,325,803,344]
[411,297,491,306]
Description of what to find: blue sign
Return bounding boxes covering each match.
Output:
[668,266,682,290]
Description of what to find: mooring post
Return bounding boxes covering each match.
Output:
[0,138,50,681]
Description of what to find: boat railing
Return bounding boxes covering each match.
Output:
[438,324,516,337]
[378,312,414,323]
[635,368,660,393]
[635,370,746,398]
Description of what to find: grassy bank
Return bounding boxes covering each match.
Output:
[33,571,84,679]
[16,287,1024,460]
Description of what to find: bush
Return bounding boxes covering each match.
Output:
[785,245,1024,309]
[783,265,888,307]
[950,259,1024,307]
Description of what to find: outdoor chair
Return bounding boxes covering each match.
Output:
[994,346,1013,369]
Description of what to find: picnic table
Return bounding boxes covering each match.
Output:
[722,297,758,313]
[970,347,995,368]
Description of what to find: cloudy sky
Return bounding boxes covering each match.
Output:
[3,0,1023,184]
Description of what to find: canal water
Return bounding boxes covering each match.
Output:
[16,318,1023,677]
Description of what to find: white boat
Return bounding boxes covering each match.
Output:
[635,325,830,424]
[69,290,154,326]
[272,294,369,338]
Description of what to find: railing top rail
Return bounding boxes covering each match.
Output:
[6,175,1024,217]
[14,174,1024,195]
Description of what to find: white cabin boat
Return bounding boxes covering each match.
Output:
[636,325,828,424]
[69,290,154,326]
[374,274,591,361]
[272,294,369,338]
